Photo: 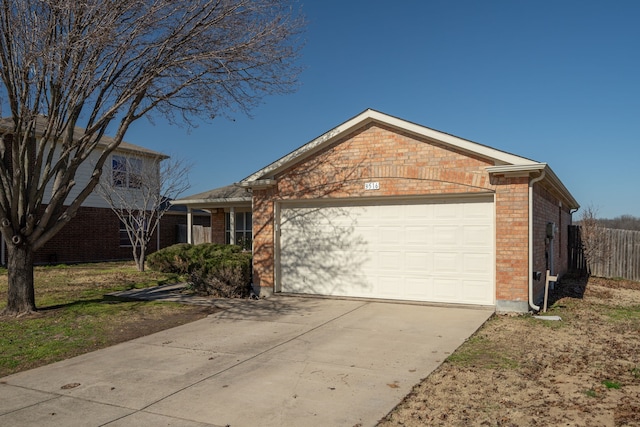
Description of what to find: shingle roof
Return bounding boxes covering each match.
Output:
[0,116,167,158]
[171,184,251,207]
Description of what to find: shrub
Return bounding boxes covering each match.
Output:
[147,243,192,274]
[147,243,252,298]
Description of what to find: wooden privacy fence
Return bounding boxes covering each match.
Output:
[590,227,640,281]
[176,224,212,244]
[192,225,212,244]
[568,225,587,274]
[569,225,640,281]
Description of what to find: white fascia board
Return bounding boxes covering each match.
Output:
[487,163,579,209]
[240,109,535,184]
[235,179,276,189]
[542,165,580,210]
[170,197,251,208]
[486,163,547,175]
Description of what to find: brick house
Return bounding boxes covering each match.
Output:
[175,109,579,312]
[0,117,210,265]
[171,184,252,248]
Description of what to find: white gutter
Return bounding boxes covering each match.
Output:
[528,168,546,311]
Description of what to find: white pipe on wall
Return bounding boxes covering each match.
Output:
[528,169,546,312]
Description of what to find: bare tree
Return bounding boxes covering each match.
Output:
[578,205,611,275]
[599,214,640,231]
[97,156,191,272]
[0,0,303,315]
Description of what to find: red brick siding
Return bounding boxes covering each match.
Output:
[32,207,210,264]
[275,123,492,200]
[211,210,226,244]
[532,183,573,302]
[35,206,132,264]
[252,187,277,287]
[492,175,530,302]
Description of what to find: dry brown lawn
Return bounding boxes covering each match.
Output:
[378,277,640,427]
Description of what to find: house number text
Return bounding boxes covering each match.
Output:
[364,181,380,190]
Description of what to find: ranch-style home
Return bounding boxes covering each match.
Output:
[174,109,579,312]
[0,117,210,265]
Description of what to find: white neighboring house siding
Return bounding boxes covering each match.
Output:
[40,142,163,210]
[0,119,167,264]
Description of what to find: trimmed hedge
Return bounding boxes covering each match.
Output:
[147,243,252,298]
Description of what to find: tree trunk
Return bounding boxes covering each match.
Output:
[132,245,146,272]
[137,248,146,272]
[3,243,37,316]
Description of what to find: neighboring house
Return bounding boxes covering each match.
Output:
[173,109,579,312]
[0,117,209,265]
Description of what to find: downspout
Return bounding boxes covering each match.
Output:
[528,169,546,311]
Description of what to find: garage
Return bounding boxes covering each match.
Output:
[277,196,495,305]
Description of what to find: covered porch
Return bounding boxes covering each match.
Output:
[171,184,252,248]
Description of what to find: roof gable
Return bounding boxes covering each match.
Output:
[240,109,537,184]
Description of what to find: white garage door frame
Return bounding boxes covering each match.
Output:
[274,194,496,306]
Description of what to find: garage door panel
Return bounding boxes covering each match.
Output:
[405,203,432,219]
[406,226,431,244]
[379,226,402,245]
[379,251,402,270]
[463,253,492,274]
[404,277,432,299]
[463,201,492,218]
[279,198,494,305]
[462,280,492,303]
[377,276,403,298]
[433,278,460,300]
[434,203,459,219]
[464,225,492,246]
[405,252,431,273]
[433,253,460,273]
[433,226,459,246]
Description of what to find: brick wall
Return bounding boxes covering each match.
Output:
[492,175,530,303]
[35,206,132,264]
[31,207,210,264]
[532,183,573,303]
[252,187,277,288]
[211,210,226,244]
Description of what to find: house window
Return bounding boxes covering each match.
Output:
[112,155,142,188]
[226,212,252,250]
[119,218,146,247]
[119,220,131,247]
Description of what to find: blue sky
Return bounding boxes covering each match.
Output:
[125,0,640,219]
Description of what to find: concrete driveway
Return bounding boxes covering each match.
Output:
[0,296,492,426]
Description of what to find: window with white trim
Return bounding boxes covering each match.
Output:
[112,155,142,188]
[225,211,252,250]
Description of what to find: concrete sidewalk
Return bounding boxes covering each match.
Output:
[0,296,492,426]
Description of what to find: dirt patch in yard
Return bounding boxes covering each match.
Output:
[378,277,640,427]
[95,304,218,344]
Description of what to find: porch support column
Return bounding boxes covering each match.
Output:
[187,207,193,244]
[229,207,235,244]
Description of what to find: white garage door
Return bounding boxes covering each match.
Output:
[277,197,494,305]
